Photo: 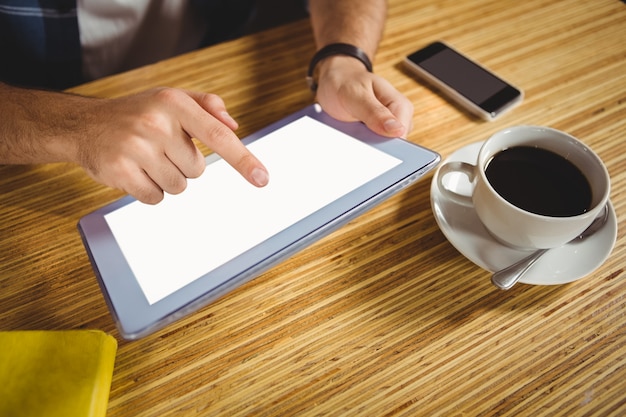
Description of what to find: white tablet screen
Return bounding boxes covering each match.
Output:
[104,116,401,304]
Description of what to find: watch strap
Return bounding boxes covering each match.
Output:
[306,43,373,92]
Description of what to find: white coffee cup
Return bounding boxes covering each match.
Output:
[437,126,610,250]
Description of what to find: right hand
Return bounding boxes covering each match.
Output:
[74,88,269,204]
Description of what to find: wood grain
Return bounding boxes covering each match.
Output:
[1,0,624,415]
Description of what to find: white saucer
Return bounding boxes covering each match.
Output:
[430,141,618,285]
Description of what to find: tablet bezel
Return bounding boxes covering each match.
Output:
[78,104,440,339]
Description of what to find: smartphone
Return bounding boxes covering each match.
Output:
[404,41,523,121]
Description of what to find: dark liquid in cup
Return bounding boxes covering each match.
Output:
[485,146,592,217]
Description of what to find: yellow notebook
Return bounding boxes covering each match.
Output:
[0,330,117,417]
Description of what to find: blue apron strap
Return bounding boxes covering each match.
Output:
[0,0,82,89]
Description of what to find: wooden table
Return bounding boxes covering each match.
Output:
[1,0,624,415]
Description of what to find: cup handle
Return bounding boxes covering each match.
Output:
[436,161,476,206]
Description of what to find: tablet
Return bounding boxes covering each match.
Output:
[78,104,440,339]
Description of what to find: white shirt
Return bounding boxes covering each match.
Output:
[77,0,207,81]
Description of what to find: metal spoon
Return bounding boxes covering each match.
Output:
[491,204,610,290]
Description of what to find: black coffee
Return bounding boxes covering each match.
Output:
[485,146,592,217]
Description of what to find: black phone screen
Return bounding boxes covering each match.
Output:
[407,42,520,113]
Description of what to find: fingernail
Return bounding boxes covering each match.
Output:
[221,111,238,128]
[251,167,269,187]
[384,118,404,135]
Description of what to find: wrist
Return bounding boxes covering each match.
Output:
[306,43,373,92]
[43,95,96,165]
[315,56,369,89]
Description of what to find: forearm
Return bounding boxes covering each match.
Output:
[308,0,386,58]
[0,82,89,165]
[306,1,413,138]
[0,82,268,204]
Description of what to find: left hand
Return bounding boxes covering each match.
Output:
[314,56,414,138]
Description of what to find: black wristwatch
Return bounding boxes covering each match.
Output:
[306,43,373,92]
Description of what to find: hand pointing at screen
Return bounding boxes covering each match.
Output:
[0,83,269,204]
[0,0,412,204]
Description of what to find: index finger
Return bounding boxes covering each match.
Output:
[177,91,269,187]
